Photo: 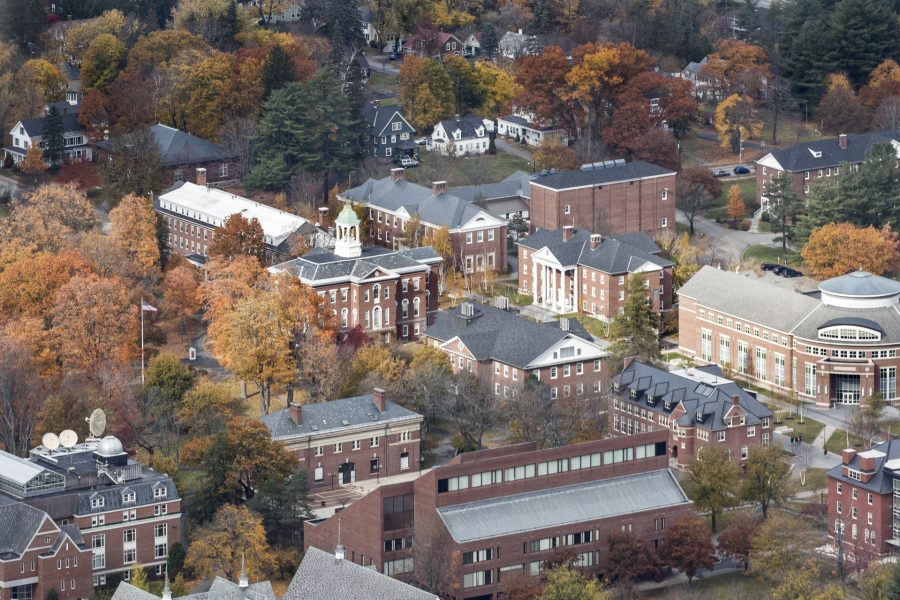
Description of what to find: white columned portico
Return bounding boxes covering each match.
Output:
[532,258,538,301]
[557,268,565,311]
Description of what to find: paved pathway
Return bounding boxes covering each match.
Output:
[0,174,24,198]
[749,207,763,233]
[495,138,533,161]
[676,212,778,263]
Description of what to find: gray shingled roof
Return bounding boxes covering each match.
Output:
[77,475,178,515]
[112,577,275,600]
[149,124,233,167]
[19,111,83,137]
[677,266,819,332]
[530,161,675,191]
[270,246,438,283]
[612,361,772,431]
[764,131,898,172]
[363,104,412,137]
[436,114,486,140]
[261,393,422,441]
[425,302,601,369]
[342,177,504,230]
[826,439,900,494]
[437,469,690,543]
[0,498,49,558]
[451,171,534,203]
[518,228,671,273]
[819,270,900,298]
[286,547,438,600]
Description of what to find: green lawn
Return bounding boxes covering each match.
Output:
[742,244,802,267]
[642,571,770,598]
[777,414,825,444]
[825,429,866,455]
[367,71,399,96]
[403,151,531,187]
[702,178,758,220]
[756,108,824,146]
[794,468,829,494]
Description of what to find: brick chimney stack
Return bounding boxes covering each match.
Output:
[391,167,406,183]
[562,225,574,241]
[839,133,848,150]
[432,181,448,196]
[842,448,856,464]
[590,234,602,250]
[288,402,302,425]
[373,387,386,412]
[317,206,329,228]
[196,167,207,186]
[731,394,740,407]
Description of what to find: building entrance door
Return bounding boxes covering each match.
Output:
[339,462,356,484]
[834,374,861,404]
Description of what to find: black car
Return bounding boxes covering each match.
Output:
[761,263,779,271]
[713,169,731,178]
[780,267,802,278]
[388,53,401,60]
[733,166,751,175]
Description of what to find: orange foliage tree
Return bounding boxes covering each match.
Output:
[0,249,95,323]
[109,193,161,283]
[701,39,771,99]
[801,222,899,279]
[209,213,266,264]
[514,46,574,129]
[726,185,746,222]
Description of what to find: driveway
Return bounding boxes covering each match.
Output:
[676,212,778,263]
[495,138,533,161]
[0,174,25,198]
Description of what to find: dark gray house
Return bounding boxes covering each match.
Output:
[363,102,416,159]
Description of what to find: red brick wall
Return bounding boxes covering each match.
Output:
[827,475,892,558]
[0,524,92,600]
[161,160,237,188]
[451,227,508,274]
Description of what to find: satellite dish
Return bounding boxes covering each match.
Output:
[42,432,60,451]
[59,429,78,449]
[88,409,107,438]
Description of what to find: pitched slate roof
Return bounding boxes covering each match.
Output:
[450,171,534,203]
[425,302,602,369]
[18,111,83,137]
[262,393,423,441]
[437,469,690,543]
[76,475,177,515]
[827,439,900,494]
[530,161,675,191]
[612,361,772,431]
[363,104,412,137]
[341,177,505,231]
[270,245,438,283]
[286,547,438,600]
[436,114,486,140]
[0,497,50,558]
[762,130,899,172]
[149,124,234,167]
[112,577,276,600]
[518,228,671,273]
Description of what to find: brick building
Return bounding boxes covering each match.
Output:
[340,169,508,274]
[755,131,900,207]
[0,436,182,589]
[826,441,900,561]
[678,267,900,409]
[517,227,672,319]
[608,360,773,467]
[155,178,332,266]
[528,161,676,236]
[262,389,424,491]
[303,432,693,598]
[424,301,609,401]
[269,206,442,342]
[0,498,92,600]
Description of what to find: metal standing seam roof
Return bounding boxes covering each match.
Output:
[437,469,690,543]
[0,450,48,486]
[818,270,900,298]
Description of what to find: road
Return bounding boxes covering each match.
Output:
[495,138,533,161]
[676,211,777,263]
[0,174,24,198]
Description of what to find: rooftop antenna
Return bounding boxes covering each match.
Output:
[42,432,60,452]
[87,408,106,440]
[335,518,345,561]
[59,429,78,449]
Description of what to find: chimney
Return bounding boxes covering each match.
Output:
[842,448,856,465]
[590,234,602,250]
[839,133,848,150]
[560,317,569,331]
[432,181,448,196]
[335,518,345,562]
[562,225,574,241]
[860,454,875,472]
[731,394,740,407]
[372,99,380,108]
[455,114,460,121]
[288,402,302,425]
[391,167,405,183]
[196,167,207,186]
[317,206,329,228]
[373,387,386,412]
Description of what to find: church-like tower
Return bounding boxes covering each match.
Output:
[334,205,362,258]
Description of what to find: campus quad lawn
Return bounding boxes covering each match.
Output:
[741,244,802,267]
[642,571,770,598]
[825,429,867,455]
[402,151,531,187]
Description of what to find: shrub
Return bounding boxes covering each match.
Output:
[739,220,751,231]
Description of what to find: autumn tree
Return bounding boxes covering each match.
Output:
[742,445,791,518]
[515,47,573,129]
[816,74,867,134]
[604,530,655,584]
[399,56,455,131]
[676,168,721,236]
[802,223,899,279]
[716,512,760,570]
[0,250,95,324]
[433,371,501,451]
[540,565,608,600]
[686,446,740,532]
[726,185,746,223]
[161,264,202,336]
[606,71,697,153]
[103,129,163,196]
[81,34,126,91]
[54,162,101,190]
[749,511,824,584]
[63,9,127,59]
[51,274,138,386]
[185,504,274,580]
[473,61,518,119]
[202,255,266,326]
[713,94,762,155]
[129,565,150,591]
[178,379,244,441]
[607,273,659,372]
[701,39,771,99]
[209,214,266,264]
[20,144,46,177]
[533,141,581,172]
[414,519,461,596]
[14,60,66,119]
[401,345,455,426]
[662,515,715,582]
[2,184,96,251]
[109,194,161,282]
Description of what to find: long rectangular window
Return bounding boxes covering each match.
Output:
[737,341,749,374]
[774,354,785,386]
[701,329,712,361]
[719,335,730,367]
[805,363,816,396]
[881,367,896,400]
[756,347,767,381]
[383,494,414,531]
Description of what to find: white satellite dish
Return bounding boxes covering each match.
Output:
[59,429,78,449]
[88,409,107,438]
[42,432,60,451]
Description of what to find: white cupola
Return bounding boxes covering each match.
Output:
[334,205,362,258]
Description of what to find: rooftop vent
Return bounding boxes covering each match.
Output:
[460,301,475,317]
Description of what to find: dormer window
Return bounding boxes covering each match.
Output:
[91,497,104,509]
[664,401,671,410]
[122,492,135,504]
[153,486,167,499]
[630,389,637,398]
[809,149,822,158]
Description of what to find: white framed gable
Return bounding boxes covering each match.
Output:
[756,153,783,171]
[631,260,664,274]
[439,336,476,360]
[531,246,567,270]
[525,335,607,369]
[458,211,506,232]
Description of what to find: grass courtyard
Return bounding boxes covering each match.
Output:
[403,150,531,188]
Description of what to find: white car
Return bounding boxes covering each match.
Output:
[398,156,420,167]
[414,137,429,145]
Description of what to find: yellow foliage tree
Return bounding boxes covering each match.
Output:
[185,504,274,581]
[0,249,95,323]
[1,183,97,251]
[109,194,161,281]
[428,2,475,27]
[14,59,67,118]
[473,61,519,119]
[19,144,46,176]
[867,59,900,88]
[64,9,127,59]
[801,223,899,279]
[713,94,762,154]
[161,264,202,337]
[726,185,745,222]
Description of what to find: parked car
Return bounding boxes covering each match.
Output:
[414,137,429,145]
[761,263,779,271]
[734,166,751,175]
[388,53,401,60]
[780,267,802,278]
[396,156,419,167]
[713,169,731,178]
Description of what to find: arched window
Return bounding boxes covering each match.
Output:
[373,284,381,300]
[402,299,409,318]
[341,308,348,328]
[413,297,421,317]
[373,306,382,329]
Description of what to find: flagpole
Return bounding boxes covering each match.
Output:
[141,296,145,384]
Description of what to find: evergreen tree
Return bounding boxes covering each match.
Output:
[608,273,660,372]
[480,23,499,61]
[248,472,311,546]
[888,562,900,599]
[765,171,802,258]
[262,44,297,98]
[344,57,368,158]
[0,0,46,49]
[531,0,559,34]
[326,0,364,57]
[104,129,163,196]
[43,105,65,167]
[218,0,240,50]
[784,19,832,102]
[45,589,59,600]
[826,0,895,88]
[167,541,187,576]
